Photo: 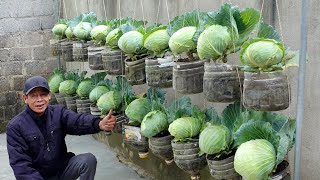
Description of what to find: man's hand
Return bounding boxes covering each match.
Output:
[99,110,116,131]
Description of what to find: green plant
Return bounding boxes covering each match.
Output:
[48,68,65,93]
[59,71,87,96]
[52,20,68,39]
[143,26,170,58]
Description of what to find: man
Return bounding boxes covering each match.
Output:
[6,76,116,180]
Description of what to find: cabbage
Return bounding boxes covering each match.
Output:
[143,28,170,57]
[89,85,109,104]
[234,139,276,180]
[76,80,94,99]
[59,80,77,96]
[168,117,202,139]
[168,26,197,55]
[197,25,232,61]
[96,91,121,114]
[141,110,168,138]
[118,31,143,55]
[125,98,151,123]
[73,22,92,40]
[105,28,123,49]
[199,124,232,155]
[240,38,285,70]
[52,24,67,38]
[48,74,64,93]
[90,25,109,44]
[65,27,75,39]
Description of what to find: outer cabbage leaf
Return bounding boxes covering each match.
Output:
[65,27,75,40]
[125,98,151,124]
[97,91,121,115]
[52,23,67,38]
[73,22,92,41]
[59,80,77,96]
[90,25,109,45]
[76,79,94,99]
[143,26,170,57]
[48,70,64,93]
[168,117,202,140]
[105,28,123,49]
[140,110,168,138]
[118,31,144,57]
[168,26,197,55]
[89,85,109,104]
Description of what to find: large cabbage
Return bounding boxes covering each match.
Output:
[90,25,109,44]
[141,110,168,138]
[197,25,232,61]
[118,31,143,55]
[65,27,75,39]
[168,117,202,139]
[96,91,121,114]
[105,28,123,49]
[125,98,151,123]
[234,139,276,180]
[143,28,170,57]
[76,80,94,99]
[73,22,92,40]
[168,26,197,55]
[240,38,285,70]
[59,80,77,96]
[89,86,109,104]
[52,24,67,38]
[48,74,64,93]
[199,124,232,155]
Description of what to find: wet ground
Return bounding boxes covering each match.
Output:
[0,133,145,180]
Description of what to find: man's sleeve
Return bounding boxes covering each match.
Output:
[61,107,102,135]
[6,125,44,180]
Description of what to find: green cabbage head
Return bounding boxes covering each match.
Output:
[141,110,168,138]
[90,25,109,44]
[143,29,170,57]
[199,124,232,155]
[97,91,121,114]
[76,80,94,99]
[48,73,64,93]
[65,27,75,39]
[197,25,232,61]
[234,139,276,180]
[168,117,202,139]
[73,22,92,40]
[52,24,67,38]
[168,26,197,55]
[240,38,285,70]
[59,80,77,96]
[105,28,123,49]
[125,98,151,123]
[118,31,143,55]
[89,86,109,104]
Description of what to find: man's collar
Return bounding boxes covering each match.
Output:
[25,105,48,120]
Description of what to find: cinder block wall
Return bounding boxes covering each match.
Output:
[0,0,60,132]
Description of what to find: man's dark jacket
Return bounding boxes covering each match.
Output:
[6,105,102,180]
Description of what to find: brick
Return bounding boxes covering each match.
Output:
[15,1,33,18]
[0,76,11,92]
[20,32,43,47]
[11,75,26,91]
[33,0,54,16]
[11,47,32,61]
[0,18,20,34]
[42,30,55,45]
[40,15,57,30]
[18,17,41,32]
[24,60,48,75]
[0,49,12,62]
[0,34,18,48]
[0,91,19,106]
[32,46,51,60]
[0,61,23,76]
[0,1,12,19]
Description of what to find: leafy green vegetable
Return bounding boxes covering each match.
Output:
[89,86,109,104]
[125,98,151,124]
[52,22,67,39]
[168,117,202,141]
[97,91,122,115]
[59,80,77,96]
[76,79,94,99]
[65,27,75,40]
[143,26,170,57]
[105,28,123,49]
[73,22,92,41]
[168,26,197,56]
[90,25,109,45]
[140,110,168,138]
[118,30,145,60]
[48,68,65,93]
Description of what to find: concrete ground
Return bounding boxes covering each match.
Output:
[0,133,145,180]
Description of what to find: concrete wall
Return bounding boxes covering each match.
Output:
[0,0,60,132]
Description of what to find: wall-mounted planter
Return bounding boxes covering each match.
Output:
[125,57,146,85]
[122,125,149,158]
[171,139,207,180]
[145,57,173,88]
[90,104,101,116]
[49,39,63,56]
[61,41,74,62]
[73,41,91,62]
[207,154,240,180]
[173,60,204,94]
[54,93,66,106]
[243,71,290,111]
[88,46,106,70]
[76,99,91,113]
[64,95,78,112]
[148,134,174,164]
[113,113,129,134]
[203,62,243,102]
[102,49,125,75]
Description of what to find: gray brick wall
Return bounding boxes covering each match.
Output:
[0,0,59,132]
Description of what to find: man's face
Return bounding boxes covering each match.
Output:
[23,87,51,116]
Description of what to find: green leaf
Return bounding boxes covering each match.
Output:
[90,72,107,85]
[276,133,290,166]
[81,12,97,26]
[204,107,220,124]
[257,22,281,42]
[118,18,146,34]
[234,120,280,149]
[167,10,208,36]
[282,50,299,69]
[142,26,167,45]
[67,15,82,31]
[165,96,192,124]
[221,101,243,132]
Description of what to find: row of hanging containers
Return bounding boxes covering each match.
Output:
[49,3,299,179]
